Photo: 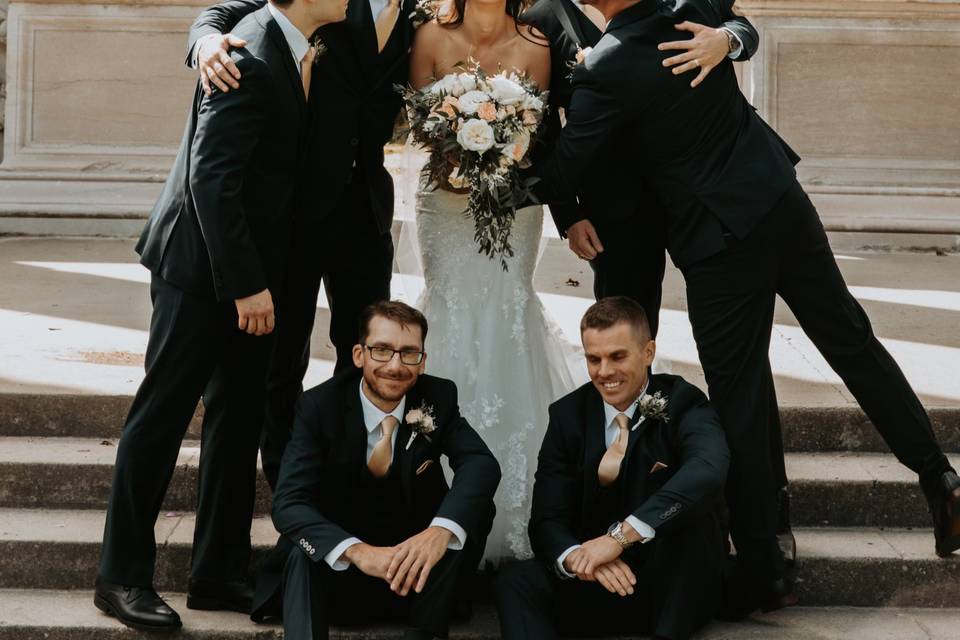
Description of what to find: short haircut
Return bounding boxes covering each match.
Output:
[359,300,429,345]
[580,296,652,342]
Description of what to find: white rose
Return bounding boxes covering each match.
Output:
[457,73,478,93]
[456,118,496,153]
[457,90,491,115]
[489,75,527,105]
[430,74,466,97]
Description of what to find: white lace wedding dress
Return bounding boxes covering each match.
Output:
[414,184,583,564]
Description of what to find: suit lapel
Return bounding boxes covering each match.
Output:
[580,390,606,518]
[257,9,307,118]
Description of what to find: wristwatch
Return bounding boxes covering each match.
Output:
[607,521,634,548]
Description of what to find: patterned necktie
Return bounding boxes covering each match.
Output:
[598,413,630,486]
[368,415,399,478]
[374,0,400,53]
[300,45,317,99]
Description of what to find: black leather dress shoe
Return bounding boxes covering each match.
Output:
[186,578,254,613]
[776,487,797,566]
[930,470,960,557]
[94,576,181,632]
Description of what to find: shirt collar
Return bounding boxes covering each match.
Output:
[603,379,650,429]
[267,2,311,64]
[359,379,406,433]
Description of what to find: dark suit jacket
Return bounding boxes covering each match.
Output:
[534,0,800,269]
[529,373,730,565]
[523,0,759,237]
[272,369,502,562]
[137,7,306,301]
[187,0,418,234]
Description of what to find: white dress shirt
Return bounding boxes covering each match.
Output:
[556,381,657,578]
[323,380,468,571]
[571,0,743,58]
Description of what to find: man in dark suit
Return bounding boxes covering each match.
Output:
[522,0,757,339]
[256,300,500,640]
[521,0,797,564]
[496,297,730,640]
[533,0,960,613]
[186,0,417,489]
[94,0,346,631]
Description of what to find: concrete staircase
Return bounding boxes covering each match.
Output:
[1,396,959,638]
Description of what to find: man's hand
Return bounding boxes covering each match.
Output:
[568,534,623,580]
[658,21,732,88]
[566,219,604,261]
[594,558,637,596]
[196,33,247,96]
[235,288,275,336]
[344,543,396,580]
[386,526,453,596]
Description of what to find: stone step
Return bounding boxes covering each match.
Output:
[2,592,960,640]
[2,394,958,453]
[0,509,958,607]
[0,437,272,515]
[2,438,956,528]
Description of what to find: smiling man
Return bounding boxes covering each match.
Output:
[495,296,730,640]
[258,300,500,640]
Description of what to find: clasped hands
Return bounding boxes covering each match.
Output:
[344,526,453,596]
[563,521,643,597]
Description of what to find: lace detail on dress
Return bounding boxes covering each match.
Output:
[414,184,581,565]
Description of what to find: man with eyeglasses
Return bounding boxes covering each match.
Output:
[250,300,501,640]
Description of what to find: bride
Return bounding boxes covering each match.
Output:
[406,0,582,563]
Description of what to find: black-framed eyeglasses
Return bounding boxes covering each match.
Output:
[364,344,425,365]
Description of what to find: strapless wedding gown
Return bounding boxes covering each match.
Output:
[414,185,582,563]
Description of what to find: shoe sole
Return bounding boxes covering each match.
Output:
[936,488,960,557]
[186,595,251,614]
[94,594,182,633]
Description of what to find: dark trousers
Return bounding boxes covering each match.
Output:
[99,274,273,586]
[590,216,666,338]
[682,180,952,582]
[261,175,394,489]
[495,522,723,640]
[280,539,481,640]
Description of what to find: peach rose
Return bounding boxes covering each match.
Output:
[477,102,497,122]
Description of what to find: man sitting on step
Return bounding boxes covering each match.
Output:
[496,297,730,640]
[252,301,500,640]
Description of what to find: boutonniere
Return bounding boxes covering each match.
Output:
[309,34,329,63]
[566,46,593,80]
[405,401,437,449]
[409,0,438,28]
[635,390,669,427]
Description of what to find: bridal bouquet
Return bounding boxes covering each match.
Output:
[398,62,548,269]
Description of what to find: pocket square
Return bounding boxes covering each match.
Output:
[415,460,434,475]
[650,461,669,473]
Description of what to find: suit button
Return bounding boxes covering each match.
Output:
[350,138,359,146]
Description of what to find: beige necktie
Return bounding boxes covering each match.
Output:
[300,45,317,99]
[368,415,399,478]
[598,413,630,486]
[375,1,400,53]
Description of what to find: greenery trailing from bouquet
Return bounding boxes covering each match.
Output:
[398,61,548,270]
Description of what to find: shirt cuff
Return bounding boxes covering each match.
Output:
[556,544,582,579]
[324,536,361,570]
[625,516,656,543]
[430,517,467,550]
[721,28,743,59]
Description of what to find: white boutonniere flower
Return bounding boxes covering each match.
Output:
[309,34,329,63]
[633,391,669,429]
[405,402,437,449]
